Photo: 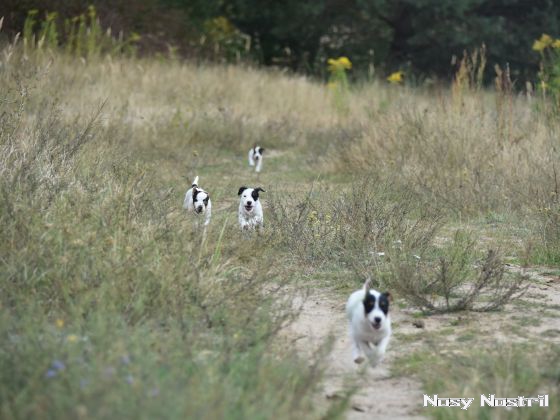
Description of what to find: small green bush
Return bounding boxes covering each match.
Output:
[383,231,528,313]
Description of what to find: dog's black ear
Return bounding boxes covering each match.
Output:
[252,187,266,201]
[238,186,248,196]
[259,147,265,154]
[192,188,199,200]
[383,292,392,302]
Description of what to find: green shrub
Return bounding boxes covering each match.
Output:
[383,231,528,313]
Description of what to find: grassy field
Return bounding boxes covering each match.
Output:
[1,41,560,419]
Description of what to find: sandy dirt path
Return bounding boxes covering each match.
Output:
[288,289,426,419]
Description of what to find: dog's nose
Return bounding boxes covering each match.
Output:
[374,317,382,324]
[197,206,203,212]
[247,201,252,205]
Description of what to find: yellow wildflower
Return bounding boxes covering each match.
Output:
[553,39,560,49]
[533,40,547,51]
[327,56,352,72]
[540,34,553,45]
[55,319,65,328]
[533,34,553,51]
[66,334,79,343]
[387,71,404,84]
[337,56,352,69]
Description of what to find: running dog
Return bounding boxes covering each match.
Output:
[238,186,265,230]
[183,176,212,227]
[248,146,265,173]
[346,278,392,366]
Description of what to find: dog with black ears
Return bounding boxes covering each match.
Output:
[346,278,392,366]
[238,186,265,230]
[248,146,265,173]
[183,176,212,227]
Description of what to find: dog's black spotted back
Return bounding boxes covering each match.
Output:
[363,292,376,314]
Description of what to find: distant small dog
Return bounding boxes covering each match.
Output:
[183,176,212,227]
[346,278,392,366]
[248,146,265,173]
[238,186,265,230]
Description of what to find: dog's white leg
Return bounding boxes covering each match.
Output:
[367,336,390,367]
[351,335,366,364]
[360,341,379,365]
[255,159,262,173]
[377,335,390,357]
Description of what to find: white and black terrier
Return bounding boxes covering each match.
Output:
[248,146,265,173]
[183,176,212,227]
[346,278,392,366]
[238,186,265,230]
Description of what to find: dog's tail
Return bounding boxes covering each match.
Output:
[363,276,372,293]
[192,176,199,188]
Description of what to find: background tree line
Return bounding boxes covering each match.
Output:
[2,0,560,83]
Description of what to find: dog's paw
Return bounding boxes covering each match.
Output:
[368,356,383,367]
[353,356,365,364]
